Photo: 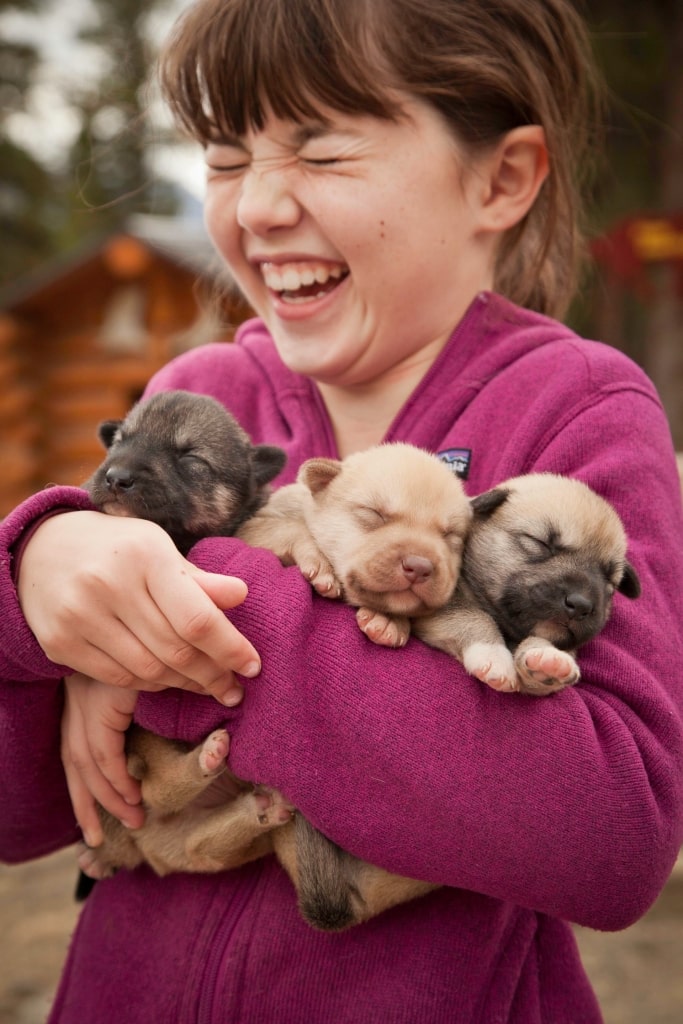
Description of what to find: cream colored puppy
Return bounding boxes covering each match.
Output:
[240,442,472,646]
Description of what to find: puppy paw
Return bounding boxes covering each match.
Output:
[356,608,411,647]
[77,841,115,881]
[198,729,230,776]
[514,642,580,695]
[253,787,295,828]
[463,643,518,692]
[299,559,343,599]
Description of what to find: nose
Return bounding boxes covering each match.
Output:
[236,165,302,235]
[564,592,594,619]
[105,465,135,492]
[402,556,434,584]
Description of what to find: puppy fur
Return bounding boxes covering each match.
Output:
[239,443,473,928]
[414,472,641,695]
[85,390,286,554]
[240,443,472,647]
[81,399,457,931]
[243,465,640,928]
[82,433,471,932]
[80,391,297,888]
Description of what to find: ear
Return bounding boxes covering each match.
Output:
[298,457,343,495]
[97,420,122,449]
[618,561,641,600]
[470,487,510,518]
[251,445,287,486]
[477,125,549,233]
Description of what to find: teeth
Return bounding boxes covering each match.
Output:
[261,261,346,294]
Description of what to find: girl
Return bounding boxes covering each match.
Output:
[2,1,683,1021]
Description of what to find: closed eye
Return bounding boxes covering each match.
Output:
[179,450,212,469]
[302,156,340,166]
[517,533,553,557]
[355,506,386,529]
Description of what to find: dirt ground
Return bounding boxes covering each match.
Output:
[1,848,682,1024]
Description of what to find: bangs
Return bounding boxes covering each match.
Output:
[159,0,401,143]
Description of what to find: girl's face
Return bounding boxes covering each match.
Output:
[204,97,496,389]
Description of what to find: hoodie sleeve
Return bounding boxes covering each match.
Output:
[136,385,683,932]
[0,486,99,861]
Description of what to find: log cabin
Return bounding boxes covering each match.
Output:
[0,215,252,516]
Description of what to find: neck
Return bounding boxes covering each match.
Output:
[317,354,437,458]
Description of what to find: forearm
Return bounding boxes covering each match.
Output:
[133,530,683,931]
[0,486,94,682]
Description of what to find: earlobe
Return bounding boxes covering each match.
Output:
[479,125,549,233]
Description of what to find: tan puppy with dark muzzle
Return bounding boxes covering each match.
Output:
[412,472,641,695]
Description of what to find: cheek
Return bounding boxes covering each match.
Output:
[204,188,239,256]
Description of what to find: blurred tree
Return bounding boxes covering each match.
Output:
[0,0,178,287]
[0,0,57,282]
[61,0,178,248]
[582,0,683,446]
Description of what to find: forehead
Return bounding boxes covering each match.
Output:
[503,479,625,553]
[163,0,401,144]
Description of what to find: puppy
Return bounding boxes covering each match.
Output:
[238,444,473,928]
[85,390,286,554]
[240,443,473,647]
[413,473,641,695]
[79,390,297,883]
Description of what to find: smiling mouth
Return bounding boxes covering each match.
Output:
[260,260,349,304]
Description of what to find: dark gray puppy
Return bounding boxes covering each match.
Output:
[85,390,286,554]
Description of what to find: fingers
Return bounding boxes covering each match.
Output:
[18,512,257,703]
[62,675,144,843]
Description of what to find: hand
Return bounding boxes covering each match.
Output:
[62,673,143,845]
[17,510,258,705]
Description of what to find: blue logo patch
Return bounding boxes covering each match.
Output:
[437,448,472,480]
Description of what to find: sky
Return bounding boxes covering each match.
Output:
[0,0,206,198]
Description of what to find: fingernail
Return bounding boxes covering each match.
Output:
[221,689,244,707]
[241,660,261,679]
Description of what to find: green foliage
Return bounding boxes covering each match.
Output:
[0,0,179,288]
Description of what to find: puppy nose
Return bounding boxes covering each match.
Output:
[105,465,135,492]
[402,556,434,583]
[564,592,594,619]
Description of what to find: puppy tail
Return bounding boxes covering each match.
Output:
[294,816,363,932]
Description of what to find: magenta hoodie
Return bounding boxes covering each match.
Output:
[1,293,683,1023]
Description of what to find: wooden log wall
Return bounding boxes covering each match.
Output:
[0,236,252,517]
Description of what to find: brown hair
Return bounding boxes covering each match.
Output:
[159,0,602,318]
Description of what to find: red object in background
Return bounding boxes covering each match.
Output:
[591,213,683,299]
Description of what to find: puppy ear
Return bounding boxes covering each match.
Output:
[251,445,287,486]
[618,561,641,600]
[298,457,343,494]
[470,487,510,518]
[97,420,122,449]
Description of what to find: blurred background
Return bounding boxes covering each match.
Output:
[0,1,682,1022]
[0,0,682,513]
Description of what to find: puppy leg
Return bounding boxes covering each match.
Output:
[136,790,293,876]
[128,726,232,814]
[414,604,518,692]
[79,728,239,879]
[513,637,580,695]
[356,608,411,647]
[239,489,342,597]
[274,815,436,932]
